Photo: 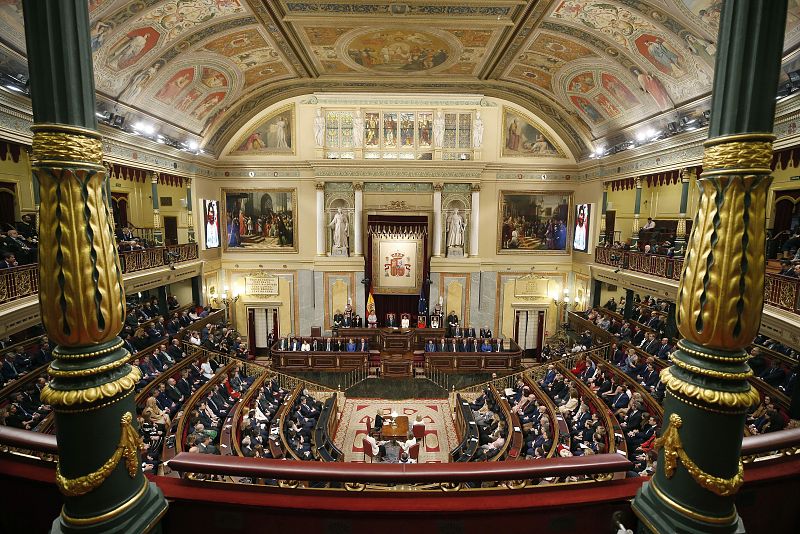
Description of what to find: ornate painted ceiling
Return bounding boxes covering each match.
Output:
[0,0,799,158]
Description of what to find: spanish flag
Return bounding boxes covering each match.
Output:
[366,285,376,316]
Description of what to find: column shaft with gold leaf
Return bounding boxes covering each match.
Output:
[22,0,167,532]
[632,1,787,533]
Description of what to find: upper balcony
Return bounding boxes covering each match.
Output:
[0,243,200,307]
[592,247,800,346]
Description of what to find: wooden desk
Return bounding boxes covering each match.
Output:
[379,416,409,440]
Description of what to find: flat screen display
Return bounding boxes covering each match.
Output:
[573,203,590,252]
[204,199,220,249]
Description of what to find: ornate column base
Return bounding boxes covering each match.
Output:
[53,481,167,534]
[633,479,740,534]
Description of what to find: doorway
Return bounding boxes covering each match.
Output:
[163,216,178,245]
[111,192,129,229]
[513,309,546,359]
[247,307,280,357]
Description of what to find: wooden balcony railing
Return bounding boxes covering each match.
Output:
[595,248,800,316]
[0,244,199,305]
[0,263,39,305]
[763,273,800,314]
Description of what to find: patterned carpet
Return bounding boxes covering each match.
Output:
[333,398,459,463]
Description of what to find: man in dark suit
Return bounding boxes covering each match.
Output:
[31,342,52,368]
[358,338,368,352]
[425,339,436,352]
[0,251,17,269]
[167,339,185,362]
[480,326,492,338]
[759,364,787,388]
[647,312,663,331]
[609,387,630,411]
[166,314,181,335]
[644,334,660,355]
[656,338,671,359]
[447,311,459,337]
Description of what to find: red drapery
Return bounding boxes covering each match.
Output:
[0,141,24,163]
[106,163,186,187]
[365,215,429,323]
[607,166,702,191]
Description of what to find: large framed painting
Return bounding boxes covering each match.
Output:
[230,105,295,155]
[222,189,297,252]
[498,191,572,254]
[371,236,424,295]
[501,107,564,158]
[203,199,220,249]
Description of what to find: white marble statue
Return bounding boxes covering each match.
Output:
[447,208,465,248]
[328,207,349,250]
[473,111,484,148]
[314,109,325,147]
[433,110,445,148]
[352,110,364,148]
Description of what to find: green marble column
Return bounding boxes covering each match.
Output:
[631,178,643,246]
[151,174,163,247]
[22,1,168,532]
[632,1,787,532]
[674,169,692,256]
[600,182,609,245]
[186,178,196,244]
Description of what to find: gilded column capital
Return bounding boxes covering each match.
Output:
[635,177,642,189]
[150,173,159,185]
[602,181,609,191]
[680,168,692,183]
[433,182,444,192]
[470,183,481,192]
[184,177,192,187]
[31,124,103,167]
[353,181,364,191]
[315,181,325,191]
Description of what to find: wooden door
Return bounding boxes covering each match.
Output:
[163,216,178,245]
[605,210,616,245]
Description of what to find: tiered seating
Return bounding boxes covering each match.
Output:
[521,375,563,458]
[226,372,271,457]
[450,393,479,462]
[313,393,344,462]
[571,307,798,434]
[170,360,238,462]
[553,353,625,462]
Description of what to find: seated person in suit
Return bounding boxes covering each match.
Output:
[358,338,369,352]
[372,411,384,434]
[425,339,436,352]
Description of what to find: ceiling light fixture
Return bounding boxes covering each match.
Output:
[187,140,199,151]
[133,122,155,135]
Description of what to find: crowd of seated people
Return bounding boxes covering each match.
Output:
[195,322,248,360]
[504,381,555,460]
[0,216,39,268]
[572,352,662,470]
[239,378,289,460]
[424,337,509,353]
[465,388,508,461]
[0,376,51,430]
[285,391,326,460]
[747,394,788,434]
[277,336,369,353]
[115,222,154,252]
[178,364,251,461]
